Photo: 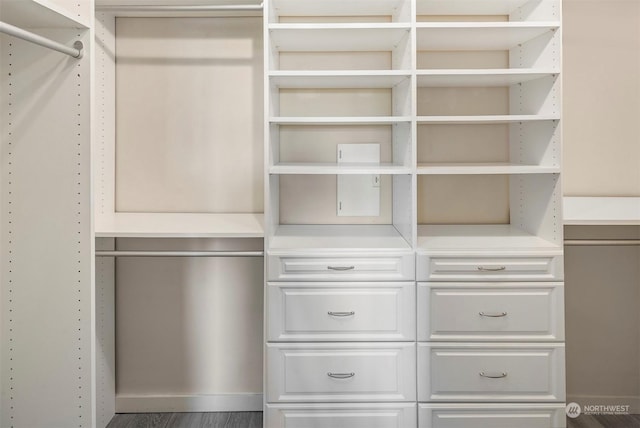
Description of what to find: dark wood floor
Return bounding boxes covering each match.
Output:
[107,412,640,428]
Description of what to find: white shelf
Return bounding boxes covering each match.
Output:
[270,224,412,251]
[418,224,562,253]
[416,69,559,87]
[271,116,411,125]
[417,114,559,124]
[417,163,560,175]
[95,213,264,238]
[269,24,410,52]
[417,0,534,15]
[271,0,406,18]
[271,163,411,175]
[270,71,411,88]
[416,22,559,50]
[0,0,89,28]
[564,197,640,226]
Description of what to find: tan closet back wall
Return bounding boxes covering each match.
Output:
[563,0,640,196]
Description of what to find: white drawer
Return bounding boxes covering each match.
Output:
[266,403,417,428]
[268,253,415,281]
[417,254,563,282]
[419,403,567,428]
[268,282,415,342]
[417,343,565,402]
[418,283,564,341]
[267,342,416,403]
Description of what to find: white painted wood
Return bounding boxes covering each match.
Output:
[337,144,381,217]
[417,253,564,282]
[267,282,415,342]
[95,213,264,238]
[416,70,559,87]
[116,393,263,413]
[417,163,560,175]
[418,282,565,341]
[268,252,415,281]
[417,115,559,124]
[270,71,411,88]
[270,163,411,175]
[418,342,566,402]
[0,0,90,28]
[417,225,563,253]
[418,403,567,428]
[269,0,408,21]
[564,197,640,225]
[416,22,559,51]
[416,0,548,16]
[266,402,417,428]
[272,116,412,125]
[267,342,416,402]
[1,27,93,427]
[270,224,412,250]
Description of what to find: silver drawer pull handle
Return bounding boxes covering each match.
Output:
[328,311,355,317]
[480,371,508,379]
[479,311,508,318]
[327,266,355,271]
[328,372,355,379]
[477,266,506,272]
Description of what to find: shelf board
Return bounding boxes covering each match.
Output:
[270,224,412,251]
[270,70,411,88]
[418,224,562,253]
[270,162,411,175]
[95,213,264,238]
[563,197,640,226]
[416,22,559,50]
[269,24,411,51]
[417,0,536,15]
[417,163,560,175]
[417,114,559,124]
[271,0,406,18]
[416,69,559,87]
[0,0,89,28]
[271,116,411,125]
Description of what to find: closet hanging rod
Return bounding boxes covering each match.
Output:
[95,250,264,257]
[95,3,263,12]
[0,21,83,59]
[564,240,640,246]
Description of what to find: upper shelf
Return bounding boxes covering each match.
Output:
[270,0,407,19]
[563,197,640,226]
[416,22,559,50]
[271,116,411,125]
[271,163,411,175]
[417,69,559,87]
[269,24,410,51]
[270,71,410,89]
[0,0,89,29]
[417,114,559,124]
[417,163,560,175]
[95,213,265,238]
[417,0,537,15]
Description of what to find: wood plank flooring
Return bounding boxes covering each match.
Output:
[107,412,640,428]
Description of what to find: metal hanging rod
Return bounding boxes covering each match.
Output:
[0,21,83,59]
[565,240,640,247]
[95,250,264,257]
[96,3,263,12]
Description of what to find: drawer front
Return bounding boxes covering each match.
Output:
[267,342,416,403]
[417,255,563,282]
[418,283,564,341]
[418,343,565,402]
[268,253,415,281]
[419,404,566,428]
[268,282,415,342]
[266,403,417,428]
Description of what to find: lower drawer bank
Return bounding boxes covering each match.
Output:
[418,403,567,428]
[266,342,416,403]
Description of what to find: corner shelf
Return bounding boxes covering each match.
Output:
[270,71,411,89]
[95,213,265,238]
[563,197,640,226]
[0,0,89,29]
[271,163,412,175]
[416,22,559,50]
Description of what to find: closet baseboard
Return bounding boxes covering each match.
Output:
[115,393,263,413]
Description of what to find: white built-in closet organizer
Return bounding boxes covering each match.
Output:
[0,0,567,427]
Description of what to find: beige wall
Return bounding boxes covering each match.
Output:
[563,0,640,196]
